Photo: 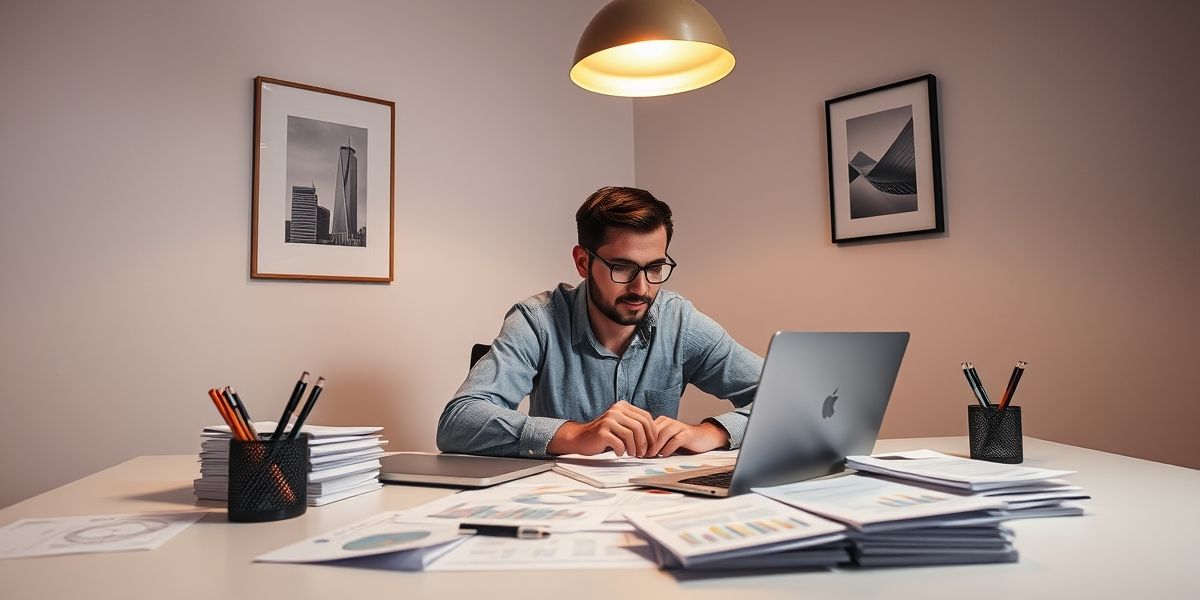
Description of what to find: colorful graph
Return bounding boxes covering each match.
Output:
[342,530,430,551]
[641,463,724,477]
[677,517,809,546]
[511,487,615,505]
[429,502,585,521]
[874,493,947,508]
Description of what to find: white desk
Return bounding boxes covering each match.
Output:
[2,437,1197,599]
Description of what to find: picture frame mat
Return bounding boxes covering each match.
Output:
[828,78,937,241]
[254,80,393,280]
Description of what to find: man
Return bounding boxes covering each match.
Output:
[437,186,763,458]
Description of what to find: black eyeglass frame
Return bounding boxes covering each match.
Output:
[584,248,678,284]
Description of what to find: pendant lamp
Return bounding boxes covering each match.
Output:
[570,0,735,97]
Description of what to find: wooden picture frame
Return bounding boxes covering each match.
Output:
[251,76,395,282]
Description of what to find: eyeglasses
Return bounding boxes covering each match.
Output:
[585,248,677,284]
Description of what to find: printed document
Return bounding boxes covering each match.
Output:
[625,494,846,567]
[255,512,464,568]
[554,451,739,488]
[847,449,1075,490]
[0,512,206,559]
[427,531,656,571]
[393,474,639,531]
[754,474,1005,531]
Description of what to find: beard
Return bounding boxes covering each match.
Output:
[587,270,655,326]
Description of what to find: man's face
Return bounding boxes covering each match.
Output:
[574,226,670,327]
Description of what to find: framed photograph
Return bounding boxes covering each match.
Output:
[252,76,395,281]
[825,74,943,243]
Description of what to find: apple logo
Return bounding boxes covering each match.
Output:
[821,388,840,419]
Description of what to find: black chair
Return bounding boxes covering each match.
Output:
[469,344,491,370]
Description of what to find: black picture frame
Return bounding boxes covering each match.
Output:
[825,74,943,243]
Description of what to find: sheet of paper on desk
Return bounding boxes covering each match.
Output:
[554,450,740,488]
[847,449,1076,491]
[255,512,464,567]
[624,494,847,567]
[0,511,206,559]
[392,478,636,531]
[753,474,1006,531]
[555,449,738,462]
[427,531,657,571]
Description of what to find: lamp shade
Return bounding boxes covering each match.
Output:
[571,0,735,97]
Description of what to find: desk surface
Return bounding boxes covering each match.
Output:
[2,437,1197,599]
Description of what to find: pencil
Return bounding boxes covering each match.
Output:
[997,361,1027,412]
[270,372,309,442]
[962,362,989,408]
[966,363,993,408]
[225,386,259,439]
[287,377,325,440]
[208,388,250,441]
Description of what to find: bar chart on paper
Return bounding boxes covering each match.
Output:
[429,503,586,521]
[678,517,810,547]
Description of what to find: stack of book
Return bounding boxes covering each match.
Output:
[193,423,388,507]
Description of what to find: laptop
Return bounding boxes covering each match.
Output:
[629,331,909,497]
[379,452,553,488]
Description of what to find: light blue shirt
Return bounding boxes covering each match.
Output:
[436,281,764,458]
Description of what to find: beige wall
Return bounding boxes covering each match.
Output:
[3,0,1196,508]
[638,0,1199,469]
[0,0,631,507]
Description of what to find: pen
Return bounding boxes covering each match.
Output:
[965,363,993,408]
[961,362,989,408]
[270,371,309,442]
[459,523,550,539]
[287,377,325,440]
[997,361,1027,412]
[224,386,259,439]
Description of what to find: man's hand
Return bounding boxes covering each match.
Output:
[547,401,658,457]
[648,417,729,457]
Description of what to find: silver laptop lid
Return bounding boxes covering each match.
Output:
[726,331,909,495]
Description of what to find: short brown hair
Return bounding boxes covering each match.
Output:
[576,186,673,250]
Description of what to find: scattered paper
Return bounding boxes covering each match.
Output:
[0,512,206,559]
[428,531,657,571]
[754,474,1005,531]
[255,512,463,564]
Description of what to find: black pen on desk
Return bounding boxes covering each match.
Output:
[966,363,994,408]
[224,386,258,438]
[270,371,309,442]
[962,362,988,408]
[459,523,550,539]
[997,361,1027,412]
[287,377,325,440]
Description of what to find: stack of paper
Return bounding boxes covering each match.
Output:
[846,449,1089,519]
[754,473,1017,567]
[193,423,388,506]
[625,494,850,570]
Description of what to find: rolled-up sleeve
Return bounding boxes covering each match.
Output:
[681,307,764,449]
[436,306,567,457]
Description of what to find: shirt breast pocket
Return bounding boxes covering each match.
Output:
[642,386,683,419]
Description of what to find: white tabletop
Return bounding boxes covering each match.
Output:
[2,437,1197,599]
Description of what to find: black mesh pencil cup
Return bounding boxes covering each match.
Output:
[227,437,308,522]
[968,405,1023,464]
